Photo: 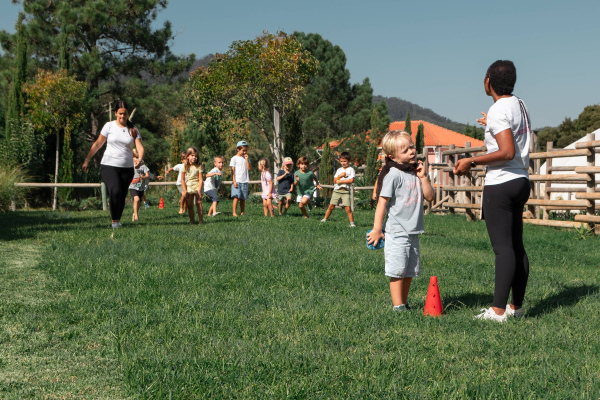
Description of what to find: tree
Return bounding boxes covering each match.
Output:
[404,111,412,134]
[60,120,74,200]
[24,69,87,210]
[371,100,390,141]
[57,23,71,74]
[416,123,425,155]
[320,139,334,198]
[364,142,379,187]
[170,128,181,167]
[188,31,318,170]
[5,13,27,135]
[8,0,195,144]
[283,33,379,158]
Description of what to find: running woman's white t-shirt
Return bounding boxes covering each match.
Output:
[484,96,531,185]
[99,121,141,168]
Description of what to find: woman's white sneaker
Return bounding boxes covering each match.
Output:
[505,305,525,318]
[474,307,507,322]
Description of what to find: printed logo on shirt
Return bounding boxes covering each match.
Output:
[404,179,422,206]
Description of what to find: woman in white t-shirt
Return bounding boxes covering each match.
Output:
[82,101,144,228]
[454,60,531,322]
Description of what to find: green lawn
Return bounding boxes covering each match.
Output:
[1,200,599,399]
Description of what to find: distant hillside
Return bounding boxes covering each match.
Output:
[373,95,471,133]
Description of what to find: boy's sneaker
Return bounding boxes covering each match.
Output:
[144,202,149,209]
[350,223,356,227]
[393,303,411,312]
[505,305,525,318]
[111,222,122,229]
[474,307,507,323]
[321,218,328,222]
[213,212,221,216]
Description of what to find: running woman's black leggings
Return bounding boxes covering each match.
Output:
[482,178,530,309]
[100,165,134,221]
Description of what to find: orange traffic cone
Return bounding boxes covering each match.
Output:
[159,198,165,209]
[423,276,443,317]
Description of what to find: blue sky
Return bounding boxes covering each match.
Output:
[2,0,599,129]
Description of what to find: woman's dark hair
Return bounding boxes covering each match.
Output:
[485,60,517,96]
[114,100,138,139]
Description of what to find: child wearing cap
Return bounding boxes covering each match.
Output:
[276,157,295,216]
[230,140,251,217]
[321,151,356,227]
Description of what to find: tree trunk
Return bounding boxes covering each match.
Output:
[53,128,59,211]
[272,105,283,174]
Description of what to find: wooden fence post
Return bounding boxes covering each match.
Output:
[528,130,538,218]
[543,141,553,220]
[586,133,596,232]
[423,148,431,215]
[101,182,107,211]
[350,184,355,213]
[464,142,475,221]
[447,144,455,214]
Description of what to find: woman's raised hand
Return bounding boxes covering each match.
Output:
[477,112,487,126]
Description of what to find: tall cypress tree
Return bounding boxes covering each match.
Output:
[58,24,71,74]
[404,111,412,134]
[416,123,425,155]
[60,120,74,200]
[5,13,27,135]
[170,129,181,168]
[364,142,379,187]
[320,139,334,198]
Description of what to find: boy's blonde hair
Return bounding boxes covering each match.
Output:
[258,157,270,171]
[381,130,413,157]
[214,155,224,163]
[132,149,144,164]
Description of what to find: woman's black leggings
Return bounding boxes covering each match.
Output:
[482,178,530,309]
[101,165,134,221]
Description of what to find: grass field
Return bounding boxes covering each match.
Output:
[1,200,599,399]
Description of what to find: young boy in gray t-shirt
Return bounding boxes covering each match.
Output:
[367,130,434,312]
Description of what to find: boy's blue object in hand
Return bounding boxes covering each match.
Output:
[366,229,385,250]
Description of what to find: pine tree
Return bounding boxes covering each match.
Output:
[5,13,27,135]
[416,123,425,155]
[320,139,334,198]
[404,111,412,134]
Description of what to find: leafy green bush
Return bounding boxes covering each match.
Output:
[0,166,29,211]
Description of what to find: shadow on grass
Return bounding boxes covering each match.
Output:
[528,284,599,317]
[442,293,494,311]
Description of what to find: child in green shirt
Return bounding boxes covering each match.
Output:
[294,156,322,219]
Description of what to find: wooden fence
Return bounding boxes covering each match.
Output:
[429,132,598,233]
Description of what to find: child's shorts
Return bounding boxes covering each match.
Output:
[129,189,145,199]
[262,193,278,200]
[278,192,292,199]
[330,189,350,207]
[231,182,249,200]
[177,184,183,194]
[296,194,311,203]
[384,232,421,278]
[205,189,219,202]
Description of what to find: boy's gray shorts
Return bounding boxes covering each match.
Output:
[177,184,183,194]
[384,232,421,278]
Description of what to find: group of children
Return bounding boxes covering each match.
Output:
[164,140,358,225]
[132,133,433,313]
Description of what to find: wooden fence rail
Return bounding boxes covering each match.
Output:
[434,132,598,233]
